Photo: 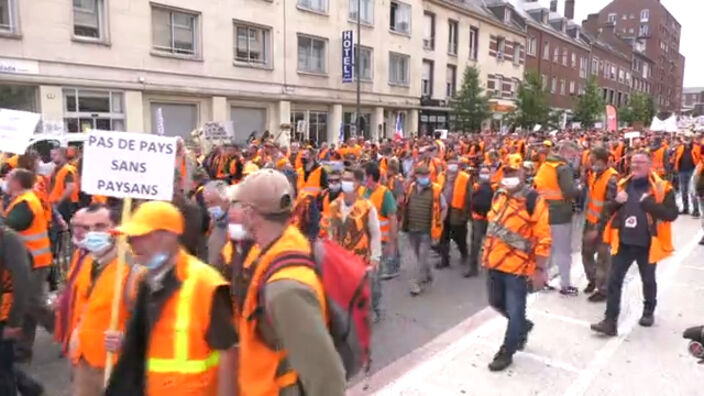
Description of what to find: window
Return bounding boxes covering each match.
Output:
[608,13,616,23]
[553,47,559,63]
[0,0,17,34]
[389,52,410,86]
[527,36,536,56]
[571,52,576,68]
[297,35,326,73]
[513,44,520,65]
[639,24,648,36]
[496,37,506,61]
[503,8,511,24]
[63,88,125,132]
[355,47,373,81]
[550,77,557,94]
[543,41,550,60]
[152,6,198,56]
[618,68,624,83]
[641,9,649,22]
[446,65,456,97]
[448,20,458,56]
[421,60,433,96]
[469,26,479,60]
[603,61,610,78]
[390,1,411,34]
[422,12,434,50]
[561,48,567,66]
[580,57,587,78]
[560,79,565,95]
[73,0,106,40]
[610,65,617,80]
[234,23,271,67]
[569,80,575,94]
[541,74,547,90]
[349,0,373,24]
[298,0,327,13]
[487,75,498,96]
[151,103,198,138]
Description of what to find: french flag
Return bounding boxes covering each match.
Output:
[394,112,403,141]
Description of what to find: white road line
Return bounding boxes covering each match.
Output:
[682,265,704,271]
[563,230,703,396]
[473,339,582,374]
[530,309,592,328]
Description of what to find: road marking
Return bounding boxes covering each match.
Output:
[563,230,703,396]
[474,339,582,374]
[682,265,704,271]
[530,309,592,328]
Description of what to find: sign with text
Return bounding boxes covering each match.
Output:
[82,130,177,201]
[202,121,234,140]
[0,108,41,154]
[342,30,354,83]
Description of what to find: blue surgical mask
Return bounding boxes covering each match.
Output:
[144,252,169,270]
[417,177,430,187]
[207,206,226,221]
[83,231,112,255]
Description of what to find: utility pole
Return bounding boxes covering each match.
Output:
[355,0,361,138]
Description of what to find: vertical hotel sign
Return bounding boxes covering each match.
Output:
[342,30,354,83]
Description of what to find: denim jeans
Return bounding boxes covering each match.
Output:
[382,242,400,276]
[605,244,657,320]
[679,170,699,213]
[407,232,432,285]
[487,269,529,355]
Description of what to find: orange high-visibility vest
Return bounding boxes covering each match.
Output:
[72,256,139,368]
[534,160,565,201]
[651,146,666,176]
[674,145,702,172]
[450,171,471,210]
[585,168,618,225]
[297,166,323,198]
[5,191,52,268]
[33,175,52,226]
[49,163,79,203]
[146,251,226,395]
[603,173,674,263]
[361,185,391,242]
[236,226,327,396]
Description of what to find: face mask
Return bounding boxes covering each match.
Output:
[329,182,341,192]
[479,174,491,182]
[341,181,355,193]
[228,223,248,241]
[0,180,6,193]
[144,252,169,270]
[83,231,113,255]
[207,206,225,221]
[417,177,430,186]
[447,164,458,173]
[501,177,520,189]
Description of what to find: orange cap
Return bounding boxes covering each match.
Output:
[114,201,184,237]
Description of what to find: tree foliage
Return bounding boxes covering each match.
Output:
[452,66,490,133]
[573,76,605,128]
[619,92,655,127]
[511,71,551,129]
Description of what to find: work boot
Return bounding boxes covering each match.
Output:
[517,320,534,351]
[463,266,479,278]
[680,208,689,215]
[590,318,618,336]
[583,282,596,294]
[488,346,513,372]
[587,290,607,303]
[639,313,655,327]
[692,210,701,218]
[435,259,450,269]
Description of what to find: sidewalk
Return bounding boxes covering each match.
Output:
[350,217,704,396]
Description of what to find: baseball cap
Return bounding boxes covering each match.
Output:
[505,154,523,170]
[229,169,293,215]
[114,201,184,237]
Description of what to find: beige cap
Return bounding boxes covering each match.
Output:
[229,169,294,215]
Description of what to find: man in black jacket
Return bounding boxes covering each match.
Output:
[591,151,678,336]
[467,165,494,278]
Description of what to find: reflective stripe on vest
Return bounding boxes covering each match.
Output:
[485,221,533,253]
[147,270,220,374]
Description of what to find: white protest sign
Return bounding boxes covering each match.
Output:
[81,130,177,201]
[0,108,41,154]
[624,131,641,139]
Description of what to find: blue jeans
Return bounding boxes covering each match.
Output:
[382,242,400,275]
[487,269,529,355]
[679,170,699,213]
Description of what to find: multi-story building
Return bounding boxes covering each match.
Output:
[420,0,526,133]
[630,49,654,97]
[511,0,590,112]
[682,87,704,115]
[1,0,432,144]
[591,0,684,112]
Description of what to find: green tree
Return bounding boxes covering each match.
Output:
[512,71,551,129]
[573,76,605,128]
[452,66,490,133]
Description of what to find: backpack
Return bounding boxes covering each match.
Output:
[256,238,371,380]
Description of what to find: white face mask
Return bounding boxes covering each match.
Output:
[501,177,520,189]
[479,174,491,182]
[341,181,355,193]
[447,164,458,173]
[228,223,248,241]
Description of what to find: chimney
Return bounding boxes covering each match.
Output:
[550,0,557,12]
[564,0,575,20]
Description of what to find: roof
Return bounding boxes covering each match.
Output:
[499,0,590,50]
[431,0,527,36]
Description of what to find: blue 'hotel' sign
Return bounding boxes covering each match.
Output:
[342,30,354,83]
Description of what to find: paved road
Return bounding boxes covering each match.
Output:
[26,214,703,396]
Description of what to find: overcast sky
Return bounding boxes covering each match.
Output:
[532,0,703,87]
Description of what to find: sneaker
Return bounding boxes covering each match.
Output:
[587,291,607,302]
[409,283,423,296]
[462,266,479,278]
[638,313,654,327]
[488,346,513,372]
[559,286,579,296]
[590,318,618,336]
[583,282,596,294]
[541,284,557,292]
[517,320,534,351]
[381,270,400,281]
